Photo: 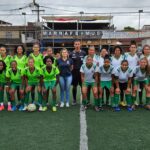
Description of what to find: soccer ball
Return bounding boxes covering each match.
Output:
[27,104,36,112]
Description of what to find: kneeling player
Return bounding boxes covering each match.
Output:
[41,56,59,112]
[80,55,99,111]
[23,58,43,111]
[132,58,150,110]
[114,60,133,111]
[6,61,24,111]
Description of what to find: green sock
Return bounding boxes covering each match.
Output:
[38,92,42,105]
[52,99,56,107]
[111,97,115,107]
[0,90,4,103]
[11,100,16,106]
[25,92,30,105]
[114,94,119,107]
[82,99,87,106]
[146,97,150,105]
[132,96,136,105]
[125,94,132,106]
[98,98,102,107]
[94,98,99,106]
[87,92,90,103]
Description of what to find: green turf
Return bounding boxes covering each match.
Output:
[0,106,80,150]
[86,107,150,150]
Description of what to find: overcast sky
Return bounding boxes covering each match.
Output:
[0,0,150,29]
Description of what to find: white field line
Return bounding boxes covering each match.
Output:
[80,90,88,150]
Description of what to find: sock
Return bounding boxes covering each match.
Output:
[6,91,10,103]
[87,91,91,103]
[25,92,30,105]
[146,97,150,105]
[94,98,99,106]
[38,92,42,105]
[114,94,120,107]
[125,94,132,106]
[82,99,87,106]
[111,97,115,107]
[52,99,56,107]
[11,100,16,106]
[0,90,4,103]
[132,96,136,105]
[98,98,102,107]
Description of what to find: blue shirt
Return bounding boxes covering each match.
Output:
[57,58,73,77]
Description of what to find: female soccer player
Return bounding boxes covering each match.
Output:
[132,57,150,110]
[44,47,57,66]
[6,61,24,111]
[41,56,59,112]
[114,60,133,111]
[111,46,126,106]
[13,45,27,70]
[0,45,12,110]
[29,43,43,103]
[57,48,73,107]
[97,55,115,110]
[0,60,6,111]
[23,58,43,111]
[80,55,99,111]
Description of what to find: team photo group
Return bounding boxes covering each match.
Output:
[0,40,150,112]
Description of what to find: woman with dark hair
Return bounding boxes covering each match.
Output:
[41,56,59,111]
[0,60,7,111]
[13,45,27,70]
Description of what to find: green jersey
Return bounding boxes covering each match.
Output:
[13,55,27,70]
[0,70,6,83]
[0,55,12,68]
[23,67,41,83]
[41,66,59,82]
[6,68,23,84]
[29,53,44,69]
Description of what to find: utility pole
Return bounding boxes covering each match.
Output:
[32,0,44,22]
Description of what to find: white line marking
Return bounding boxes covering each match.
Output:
[80,91,88,150]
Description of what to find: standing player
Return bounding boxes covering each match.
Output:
[132,58,150,109]
[0,60,6,111]
[124,41,139,105]
[41,56,59,111]
[23,58,43,111]
[111,46,125,106]
[97,55,115,110]
[69,40,86,105]
[80,55,99,111]
[6,61,24,111]
[0,45,12,110]
[114,60,133,111]
[29,43,44,103]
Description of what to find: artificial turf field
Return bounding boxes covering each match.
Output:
[0,88,150,150]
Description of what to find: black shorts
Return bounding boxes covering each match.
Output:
[72,69,82,86]
[119,82,128,91]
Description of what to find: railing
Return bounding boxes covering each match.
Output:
[41,30,150,39]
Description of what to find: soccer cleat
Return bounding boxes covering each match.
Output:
[134,101,139,106]
[72,101,77,106]
[81,105,87,111]
[120,101,126,107]
[60,102,64,108]
[11,106,17,111]
[52,106,57,112]
[22,105,28,111]
[19,105,24,111]
[7,105,12,111]
[127,106,133,112]
[0,106,2,111]
[94,106,100,112]
[39,106,43,111]
[66,102,70,108]
[99,106,104,111]
[42,106,48,112]
[114,107,121,112]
